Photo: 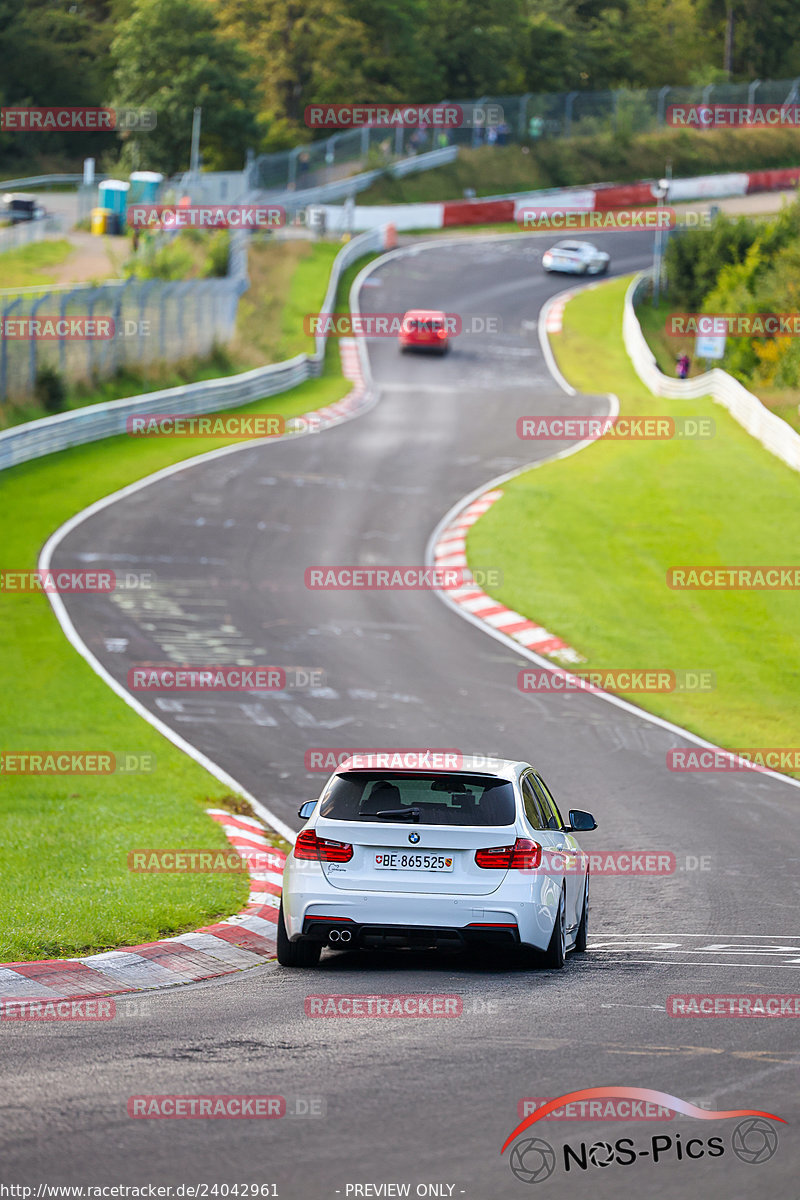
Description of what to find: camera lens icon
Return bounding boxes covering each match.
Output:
[731,1118,779,1165]
[509,1137,556,1184]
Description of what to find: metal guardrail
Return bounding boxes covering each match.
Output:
[0,174,84,190]
[257,145,458,212]
[172,146,458,210]
[623,272,800,474]
[0,225,388,472]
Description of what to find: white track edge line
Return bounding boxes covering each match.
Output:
[36,370,383,848]
[426,280,800,795]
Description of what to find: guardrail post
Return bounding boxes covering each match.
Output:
[564,92,578,137]
[518,93,533,138]
[0,296,22,403]
[59,287,83,376]
[28,291,50,396]
[748,79,761,105]
[288,147,300,190]
[657,86,670,125]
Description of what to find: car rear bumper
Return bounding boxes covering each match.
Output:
[282,871,561,951]
[302,916,519,949]
[399,337,449,351]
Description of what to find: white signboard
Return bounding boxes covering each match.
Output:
[695,333,726,359]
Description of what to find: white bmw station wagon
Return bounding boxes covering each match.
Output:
[278,756,597,969]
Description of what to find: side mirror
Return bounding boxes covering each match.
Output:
[568,809,597,832]
[297,800,317,820]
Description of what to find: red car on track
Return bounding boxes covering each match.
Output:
[398,309,450,355]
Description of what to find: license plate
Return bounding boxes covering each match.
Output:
[374,852,454,872]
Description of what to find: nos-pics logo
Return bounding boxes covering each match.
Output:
[501,1087,783,1184]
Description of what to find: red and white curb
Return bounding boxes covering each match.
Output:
[288,337,368,432]
[0,812,285,1003]
[432,490,584,665]
[545,292,573,334]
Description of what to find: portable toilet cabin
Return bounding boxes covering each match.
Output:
[128,172,163,204]
[98,179,130,233]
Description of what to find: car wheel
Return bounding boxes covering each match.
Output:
[276,902,322,967]
[599,261,609,275]
[574,877,589,952]
[540,887,566,969]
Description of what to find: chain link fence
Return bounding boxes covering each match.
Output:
[240,77,800,194]
[0,213,66,252]
[0,228,249,404]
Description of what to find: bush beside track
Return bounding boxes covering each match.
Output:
[0,250,378,963]
[465,276,800,770]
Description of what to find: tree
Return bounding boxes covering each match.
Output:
[423,0,528,96]
[346,0,442,99]
[111,0,259,173]
[215,0,372,146]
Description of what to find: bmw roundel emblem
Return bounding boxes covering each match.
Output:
[408,832,420,844]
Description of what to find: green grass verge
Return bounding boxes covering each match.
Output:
[0,239,75,288]
[0,246,376,962]
[466,275,800,768]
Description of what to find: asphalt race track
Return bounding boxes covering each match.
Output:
[4,232,798,1197]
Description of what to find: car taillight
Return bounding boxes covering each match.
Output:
[475,838,542,870]
[293,829,353,863]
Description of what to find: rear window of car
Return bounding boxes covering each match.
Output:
[319,772,517,826]
[406,318,442,331]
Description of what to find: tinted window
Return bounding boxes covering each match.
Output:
[319,772,516,826]
[532,775,564,830]
[521,777,547,830]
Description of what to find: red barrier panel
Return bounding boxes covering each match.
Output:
[593,184,655,209]
[442,199,515,227]
[746,167,800,193]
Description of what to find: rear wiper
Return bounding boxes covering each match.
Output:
[374,807,421,822]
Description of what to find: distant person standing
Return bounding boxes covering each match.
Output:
[528,114,544,140]
[497,121,509,146]
[486,125,498,146]
[676,353,690,379]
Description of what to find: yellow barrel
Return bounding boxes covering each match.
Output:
[91,207,111,235]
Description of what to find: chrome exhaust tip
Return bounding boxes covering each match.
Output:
[328,930,341,943]
[339,929,352,943]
